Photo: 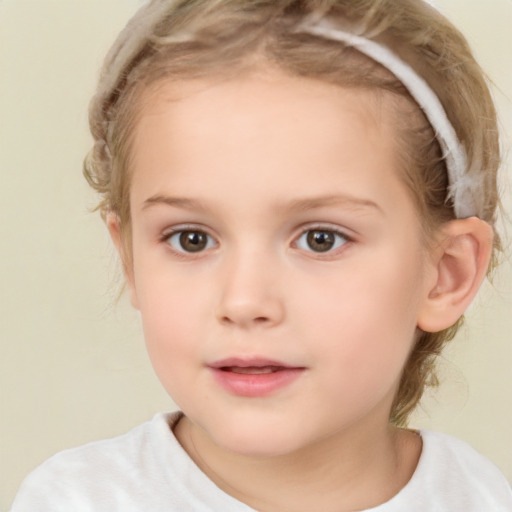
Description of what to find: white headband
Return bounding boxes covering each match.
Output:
[298,19,476,218]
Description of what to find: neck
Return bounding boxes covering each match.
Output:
[174,414,421,512]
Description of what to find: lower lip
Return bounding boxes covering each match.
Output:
[210,367,304,397]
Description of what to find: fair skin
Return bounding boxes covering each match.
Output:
[108,68,492,511]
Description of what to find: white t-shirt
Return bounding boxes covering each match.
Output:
[9,411,512,511]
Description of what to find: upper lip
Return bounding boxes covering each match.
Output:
[208,357,302,369]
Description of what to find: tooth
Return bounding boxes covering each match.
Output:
[230,366,277,374]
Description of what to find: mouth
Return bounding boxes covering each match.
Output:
[222,366,284,375]
[208,358,305,397]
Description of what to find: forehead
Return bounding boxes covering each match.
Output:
[137,67,392,133]
[128,68,406,213]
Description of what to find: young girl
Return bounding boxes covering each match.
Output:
[10,0,512,510]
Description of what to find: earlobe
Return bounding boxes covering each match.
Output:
[106,212,122,254]
[106,213,139,310]
[417,217,493,333]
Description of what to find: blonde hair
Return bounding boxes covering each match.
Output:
[84,0,501,425]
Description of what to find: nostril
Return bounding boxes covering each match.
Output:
[220,315,269,325]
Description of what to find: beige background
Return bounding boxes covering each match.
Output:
[0,0,511,509]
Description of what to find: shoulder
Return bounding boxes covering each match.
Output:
[9,412,183,512]
[420,430,508,479]
[405,430,512,511]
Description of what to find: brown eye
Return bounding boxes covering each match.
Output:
[167,230,215,253]
[307,230,335,252]
[296,229,348,253]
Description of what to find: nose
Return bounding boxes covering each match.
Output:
[216,248,285,329]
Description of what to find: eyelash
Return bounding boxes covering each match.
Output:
[160,226,217,256]
[294,226,351,255]
[159,225,352,257]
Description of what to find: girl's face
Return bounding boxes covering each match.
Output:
[124,69,436,456]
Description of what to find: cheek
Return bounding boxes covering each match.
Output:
[299,252,421,333]
[132,263,210,382]
[295,249,424,384]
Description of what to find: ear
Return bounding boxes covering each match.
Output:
[106,213,139,310]
[417,217,493,333]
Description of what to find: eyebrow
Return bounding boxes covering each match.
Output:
[284,194,383,215]
[142,195,209,212]
[142,193,383,215]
